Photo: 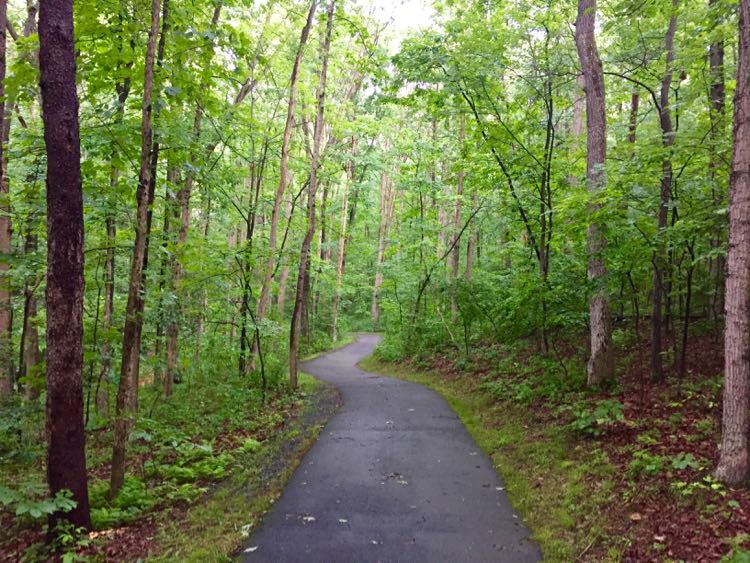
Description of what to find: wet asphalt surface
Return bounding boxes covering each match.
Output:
[242,334,541,562]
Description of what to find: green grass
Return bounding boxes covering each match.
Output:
[150,373,338,562]
[359,355,623,562]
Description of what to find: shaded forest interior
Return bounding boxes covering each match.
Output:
[1,0,750,560]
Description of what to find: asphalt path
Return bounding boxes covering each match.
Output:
[242,334,541,562]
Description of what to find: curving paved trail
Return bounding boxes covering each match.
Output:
[242,334,541,562]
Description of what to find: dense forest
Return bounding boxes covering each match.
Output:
[0,0,749,559]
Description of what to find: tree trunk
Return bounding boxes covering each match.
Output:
[110,0,161,499]
[628,88,639,145]
[372,172,395,326]
[332,137,356,342]
[39,0,91,529]
[465,191,477,282]
[276,197,293,315]
[0,0,12,396]
[21,232,40,400]
[164,3,221,395]
[651,0,678,382]
[449,119,465,323]
[715,0,750,486]
[576,0,614,385]
[256,0,317,333]
[289,0,334,387]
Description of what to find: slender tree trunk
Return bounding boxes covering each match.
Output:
[289,0,334,387]
[256,0,317,332]
[0,0,12,396]
[372,172,395,326]
[39,0,91,529]
[651,0,678,382]
[21,232,40,400]
[576,0,615,385]
[715,0,750,486]
[164,3,221,395]
[277,197,293,315]
[465,191,477,282]
[628,88,639,145]
[110,0,161,499]
[332,137,356,342]
[449,119,465,323]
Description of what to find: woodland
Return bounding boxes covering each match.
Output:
[0,0,749,560]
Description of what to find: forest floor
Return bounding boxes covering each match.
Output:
[0,369,341,562]
[361,328,750,562]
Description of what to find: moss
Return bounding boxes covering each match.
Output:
[359,355,622,562]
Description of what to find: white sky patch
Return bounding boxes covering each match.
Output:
[356,0,435,51]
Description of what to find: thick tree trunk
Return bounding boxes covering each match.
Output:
[110,0,161,499]
[576,0,614,385]
[256,0,317,331]
[289,0,334,387]
[651,0,678,382]
[39,0,91,529]
[0,0,12,396]
[715,0,750,486]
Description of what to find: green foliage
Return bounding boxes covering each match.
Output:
[566,400,625,437]
[0,482,76,520]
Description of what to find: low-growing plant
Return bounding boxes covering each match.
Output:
[627,450,665,478]
[0,482,76,521]
[566,399,624,436]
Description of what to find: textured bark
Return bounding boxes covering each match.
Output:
[39,0,91,529]
[715,0,750,486]
[110,0,161,499]
[0,0,12,396]
[289,0,334,387]
[651,0,678,382]
[575,0,614,385]
[627,89,639,145]
[256,0,317,331]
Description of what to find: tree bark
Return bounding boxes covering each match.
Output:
[289,0,334,387]
[0,0,12,396]
[651,0,678,382]
[39,0,91,529]
[715,0,750,486]
[110,0,161,499]
[576,0,615,385]
[332,137,356,342]
[255,0,318,333]
[372,172,395,326]
[21,232,40,400]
